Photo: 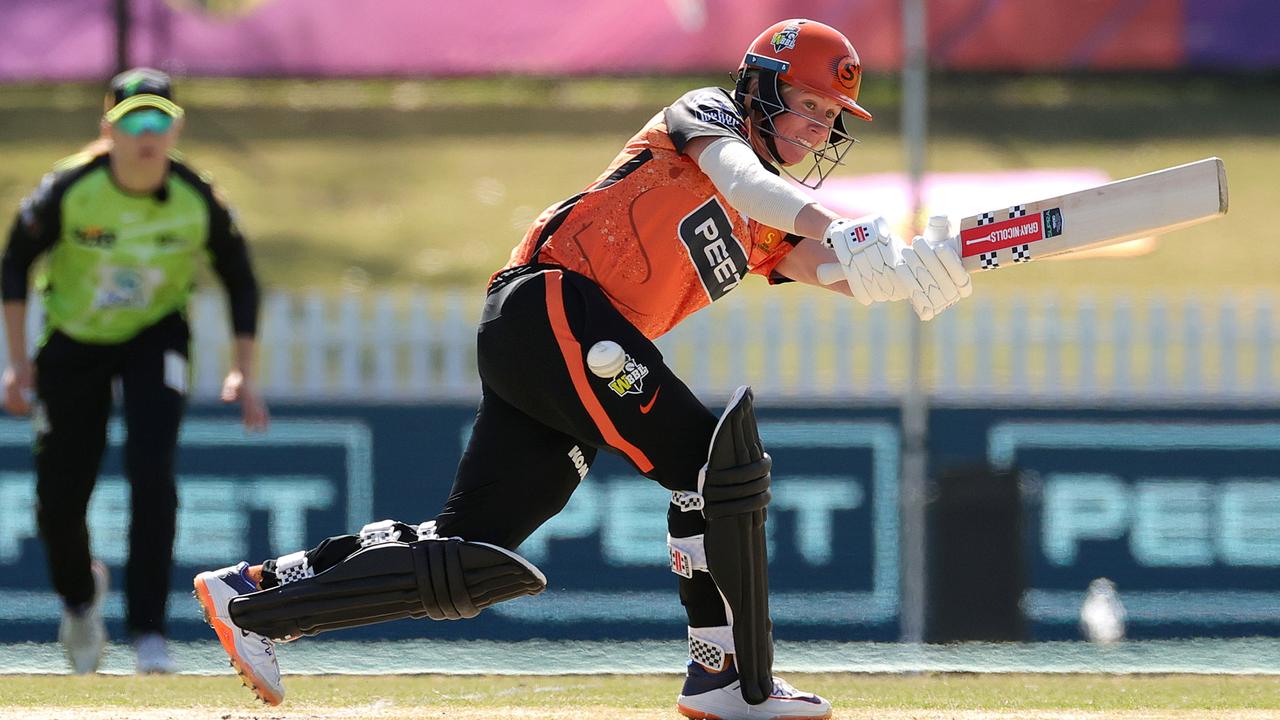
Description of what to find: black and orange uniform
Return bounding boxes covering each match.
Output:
[276,89,801,629]
[1,151,259,636]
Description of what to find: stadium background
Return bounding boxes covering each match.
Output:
[1,0,1278,657]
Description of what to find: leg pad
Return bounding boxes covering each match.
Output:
[701,385,774,705]
[228,538,546,641]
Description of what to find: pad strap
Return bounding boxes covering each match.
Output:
[688,625,735,672]
[273,550,314,585]
[359,519,403,546]
[667,534,708,579]
[671,491,705,513]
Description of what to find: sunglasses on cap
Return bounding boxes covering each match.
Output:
[114,109,176,136]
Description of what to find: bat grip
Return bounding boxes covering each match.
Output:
[816,263,844,286]
[924,215,952,248]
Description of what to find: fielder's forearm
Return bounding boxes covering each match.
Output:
[233,334,258,384]
[3,301,27,367]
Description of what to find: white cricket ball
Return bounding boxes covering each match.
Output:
[587,340,626,378]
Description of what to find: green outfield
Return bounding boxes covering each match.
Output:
[1,672,1278,718]
[0,75,1275,293]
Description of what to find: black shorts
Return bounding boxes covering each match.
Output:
[432,267,718,548]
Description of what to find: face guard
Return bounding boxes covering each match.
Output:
[737,62,859,189]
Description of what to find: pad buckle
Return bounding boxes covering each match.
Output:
[274,549,314,586]
[359,519,401,547]
[669,546,694,578]
[688,629,730,672]
[671,491,705,513]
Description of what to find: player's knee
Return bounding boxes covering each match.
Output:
[700,386,771,519]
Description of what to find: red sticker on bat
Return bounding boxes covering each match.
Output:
[960,214,1047,257]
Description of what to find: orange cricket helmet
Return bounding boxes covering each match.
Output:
[735,19,872,188]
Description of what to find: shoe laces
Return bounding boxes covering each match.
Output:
[771,676,809,698]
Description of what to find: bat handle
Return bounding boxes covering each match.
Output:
[924,215,953,249]
[816,263,844,286]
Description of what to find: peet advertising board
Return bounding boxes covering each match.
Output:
[0,404,901,642]
[933,407,1280,639]
[3,403,1276,643]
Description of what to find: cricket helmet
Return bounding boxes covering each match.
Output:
[735,19,872,188]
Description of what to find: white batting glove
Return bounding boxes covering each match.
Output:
[817,215,906,306]
[893,232,973,321]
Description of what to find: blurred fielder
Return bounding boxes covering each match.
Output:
[194,18,970,719]
[2,68,267,675]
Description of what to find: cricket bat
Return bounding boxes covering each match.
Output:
[952,157,1227,272]
[815,157,1228,284]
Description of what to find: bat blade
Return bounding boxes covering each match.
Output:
[955,157,1228,273]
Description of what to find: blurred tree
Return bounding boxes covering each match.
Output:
[163,0,273,18]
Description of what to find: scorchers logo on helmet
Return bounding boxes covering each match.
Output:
[770,24,799,52]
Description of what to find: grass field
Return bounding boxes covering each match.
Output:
[1,74,1276,292]
[2,672,1279,719]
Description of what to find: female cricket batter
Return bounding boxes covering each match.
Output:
[1,68,266,675]
[193,19,970,720]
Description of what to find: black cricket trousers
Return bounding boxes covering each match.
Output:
[287,267,730,628]
[34,311,189,635]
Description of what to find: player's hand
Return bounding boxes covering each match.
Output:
[816,215,907,305]
[221,369,269,431]
[2,362,34,416]
[893,233,973,321]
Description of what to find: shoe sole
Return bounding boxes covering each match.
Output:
[193,576,284,706]
[676,701,832,720]
[676,705,724,720]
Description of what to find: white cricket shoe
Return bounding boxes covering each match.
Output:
[59,559,108,674]
[194,562,284,705]
[677,660,831,720]
[134,632,177,674]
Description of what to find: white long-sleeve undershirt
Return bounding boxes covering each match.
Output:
[693,136,813,235]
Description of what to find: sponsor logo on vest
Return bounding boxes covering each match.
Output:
[692,103,743,131]
[74,226,117,248]
[678,198,748,302]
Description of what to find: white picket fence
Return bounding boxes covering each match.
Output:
[10,288,1280,403]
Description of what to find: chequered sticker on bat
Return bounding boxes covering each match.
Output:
[979,251,1000,269]
[1012,243,1032,263]
[1008,204,1027,219]
[976,211,996,226]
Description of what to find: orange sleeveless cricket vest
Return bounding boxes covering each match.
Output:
[497,88,800,339]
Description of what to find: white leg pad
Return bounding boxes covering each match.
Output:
[667,534,709,579]
[689,625,735,671]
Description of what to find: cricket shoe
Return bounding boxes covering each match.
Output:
[193,562,284,705]
[134,632,177,674]
[677,660,832,720]
[59,559,109,674]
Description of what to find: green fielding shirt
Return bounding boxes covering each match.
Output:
[2,152,259,345]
